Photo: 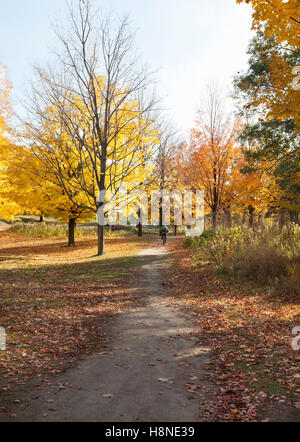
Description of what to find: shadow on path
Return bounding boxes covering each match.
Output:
[0,242,214,422]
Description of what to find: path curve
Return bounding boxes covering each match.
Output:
[0,225,11,232]
[6,244,213,422]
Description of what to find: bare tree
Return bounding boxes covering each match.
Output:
[152,120,181,229]
[25,0,157,255]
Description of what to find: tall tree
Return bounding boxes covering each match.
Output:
[26,0,157,255]
[152,121,181,228]
[234,31,300,135]
[0,67,21,221]
[237,0,300,47]
[225,157,282,227]
[234,32,300,219]
[177,86,241,229]
[4,143,93,246]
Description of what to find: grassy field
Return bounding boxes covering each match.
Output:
[9,219,165,240]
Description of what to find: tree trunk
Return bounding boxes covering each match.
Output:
[39,215,44,223]
[224,208,232,228]
[98,224,105,256]
[248,206,255,229]
[212,208,217,230]
[97,166,107,256]
[137,209,143,237]
[279,208,285,231]
[174,225,178,236]
[159,203,163,229]
[68,218,76,247]
[212,163,218,230]
[258,213,264,229]
[137,222,143,237]
[289,210,299,224]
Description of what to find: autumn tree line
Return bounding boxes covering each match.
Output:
[0,0,299,255]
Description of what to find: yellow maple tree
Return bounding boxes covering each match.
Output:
[4,143,93,245]
[237,0,300,47]
[23,81,158,240]
[237,1,300,131]
[0,67,22,221]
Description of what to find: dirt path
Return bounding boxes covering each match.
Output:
[0,225,11,232]
[2,243,213,422]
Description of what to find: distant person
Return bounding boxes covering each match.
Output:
[160,225,169,245]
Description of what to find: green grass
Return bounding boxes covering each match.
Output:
[10,222,162,239]
[53,255,138,283]
[233,359,286,395]
[10,222,97,239]
[253,378,286,395]
[0,251,160,287]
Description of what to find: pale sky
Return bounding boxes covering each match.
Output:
[0,0,253,137]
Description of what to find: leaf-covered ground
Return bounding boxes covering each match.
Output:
[167,241,300,422]
[0,232,153,417]
[1,232,299,422]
